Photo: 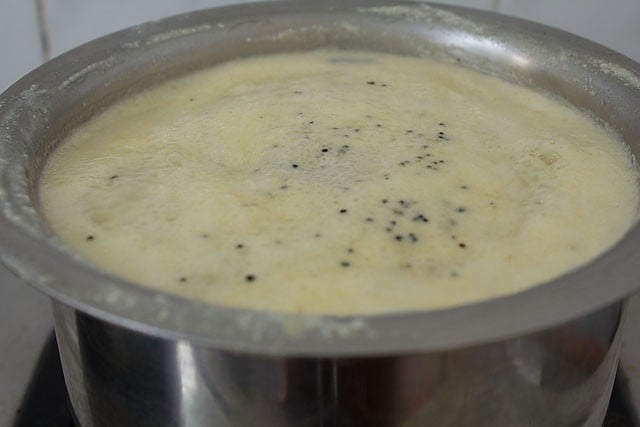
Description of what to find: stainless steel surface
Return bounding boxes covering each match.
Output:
[1,1,640,426]
[53,301,624,427]
[1,0,640,356]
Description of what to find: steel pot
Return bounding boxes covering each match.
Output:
[1,1,639,426]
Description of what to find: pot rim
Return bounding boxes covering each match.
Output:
[1,0,639,356]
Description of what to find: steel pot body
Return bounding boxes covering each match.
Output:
[53,301,624,427]
[1,2,640,427]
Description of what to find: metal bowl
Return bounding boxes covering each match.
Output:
[1,1,639,426]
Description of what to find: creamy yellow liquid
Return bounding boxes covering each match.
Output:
[40,50,639,315]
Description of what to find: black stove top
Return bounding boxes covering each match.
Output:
[10,333,637,427]
[12,334,72,427]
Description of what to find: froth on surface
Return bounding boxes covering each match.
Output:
[40,50,639,315]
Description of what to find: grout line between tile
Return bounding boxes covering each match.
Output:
[35,0,51,61]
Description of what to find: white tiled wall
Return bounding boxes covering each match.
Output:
[1,0,639,93]
[0,0,42,93]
